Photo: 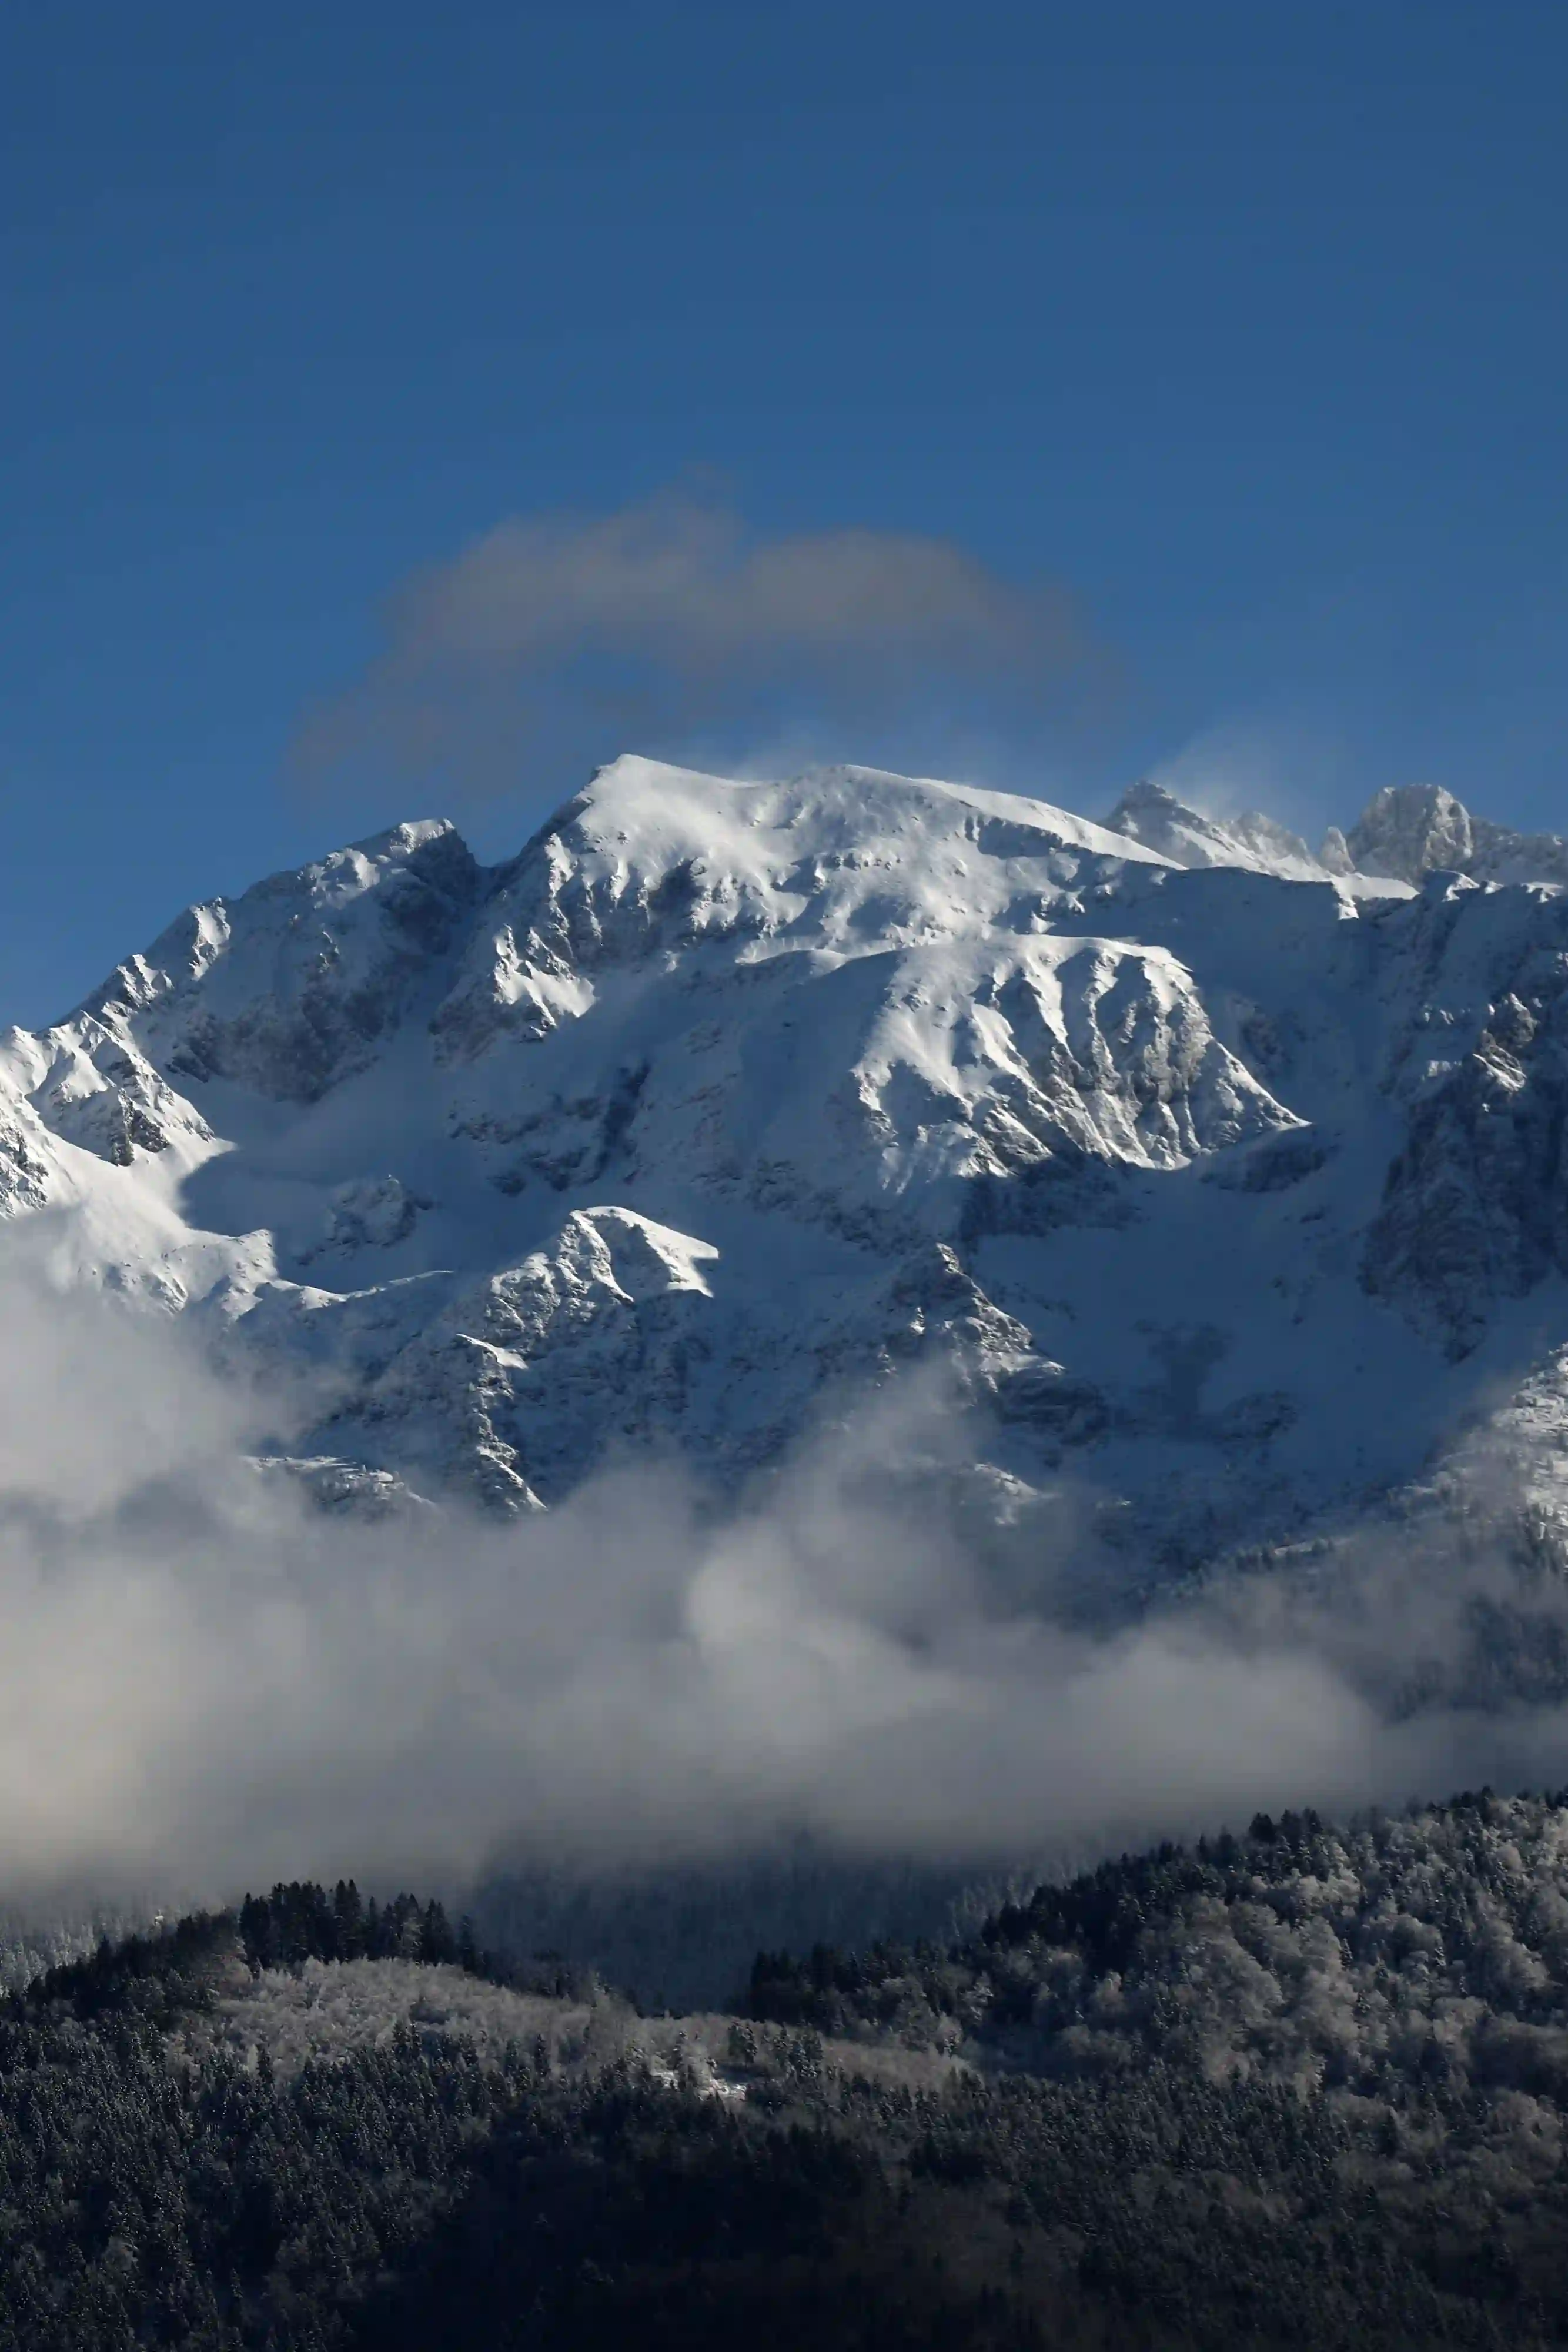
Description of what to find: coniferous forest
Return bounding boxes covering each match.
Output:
[6,1796,1568,2346]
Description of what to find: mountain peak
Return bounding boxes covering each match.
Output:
[1343,783,1568,888]
[1102,779,1321,879]
[1345,783,1475,883]
[346,815,469,860]
[571,752,1169,870]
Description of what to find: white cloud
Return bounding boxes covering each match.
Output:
[0,1264,1560,1917]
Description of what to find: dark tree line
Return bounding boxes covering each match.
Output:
[236,1882,482,1975]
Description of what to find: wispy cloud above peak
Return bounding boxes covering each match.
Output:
[293,490,1107,805]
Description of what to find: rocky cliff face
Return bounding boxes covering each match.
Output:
[5,758,1568,1575]
[1348,782,1568,888]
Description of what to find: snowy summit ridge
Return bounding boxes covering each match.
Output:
[6,757,1568,1571]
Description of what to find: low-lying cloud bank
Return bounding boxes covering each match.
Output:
[2,1260,1566,1914]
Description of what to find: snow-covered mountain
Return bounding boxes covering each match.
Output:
[1342,783,1568,888]
[1105,775,1568,896]
[1103,779,1330,882]
[6,758,1568,1573]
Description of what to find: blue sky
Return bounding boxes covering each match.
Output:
[2,0,1565,1023]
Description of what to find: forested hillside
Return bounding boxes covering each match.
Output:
[8,1799,1568,2346]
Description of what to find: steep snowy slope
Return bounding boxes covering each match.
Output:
[5,756,1568,1573]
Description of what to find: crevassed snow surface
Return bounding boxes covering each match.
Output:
[5,756,1568,1572]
